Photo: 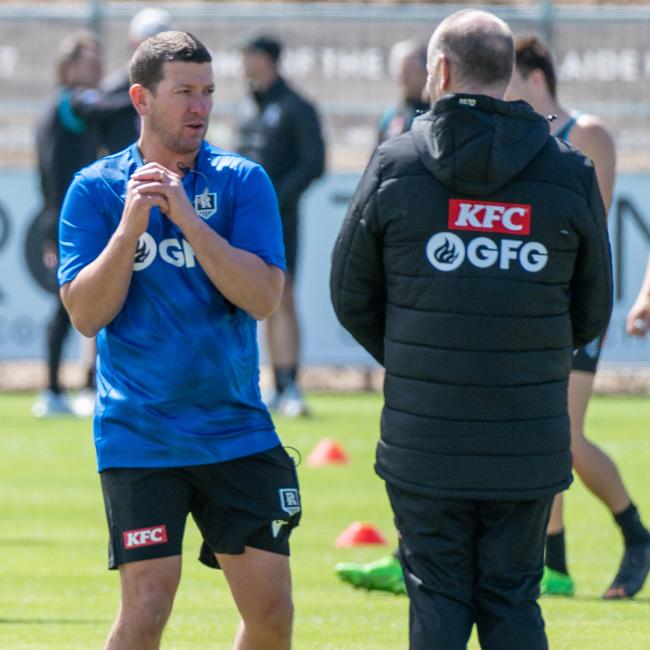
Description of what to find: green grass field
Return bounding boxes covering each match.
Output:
[1,391,650,649]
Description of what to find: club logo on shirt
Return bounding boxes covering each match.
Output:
[123,525,168,549]
[448,199,532,235]
[133,232,157,270]
[426,232,548,273]
[194,191,217,220]
[279,488,301,516]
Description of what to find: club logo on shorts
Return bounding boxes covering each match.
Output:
[272,519,288,538]
[448,199,531,235]
[194,191,217,219]
[133,232,157,270]
[279,488,301,516]
[123,525,168,549]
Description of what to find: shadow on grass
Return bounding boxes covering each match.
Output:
[544,595,650,603]
[0,619,107,625]
[0,538,55,546]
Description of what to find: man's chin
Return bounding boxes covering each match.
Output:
[174,135,205,155]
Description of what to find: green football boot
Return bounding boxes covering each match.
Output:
[335,554,406,595]
[540,567,575,596]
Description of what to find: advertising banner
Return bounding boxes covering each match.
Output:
[0,170,648,366]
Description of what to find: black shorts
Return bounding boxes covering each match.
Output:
[100,445,301,570]
[572,335,603,374]
[280,210,299,277]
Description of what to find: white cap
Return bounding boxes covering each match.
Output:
[128,8,172,44]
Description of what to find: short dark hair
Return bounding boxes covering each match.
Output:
[514,35,557,99]
[242,36,282,64]
[129,31,212,90]
[57,32,100,85]
[435,11,514,89]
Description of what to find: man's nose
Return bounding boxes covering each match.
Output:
[189,94,211,116]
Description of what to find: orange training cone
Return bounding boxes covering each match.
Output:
[335,521,388,547]
[307,438,349,466]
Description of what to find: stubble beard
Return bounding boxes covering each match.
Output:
[149,110,207,156]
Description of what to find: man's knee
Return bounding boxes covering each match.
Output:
[243,592,294,639]
[118,559,180,635]
[120,588,174,635]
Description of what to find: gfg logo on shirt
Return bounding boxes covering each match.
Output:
[133,233,197,271]
[448,199,531,235]
[123,525,168,549]
[426,232,548,273]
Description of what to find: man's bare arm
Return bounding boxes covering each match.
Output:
[626,253,650,337]
[61,176,167,336]
[572,115,617,212]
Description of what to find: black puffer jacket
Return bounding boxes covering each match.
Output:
[331,94,612,499]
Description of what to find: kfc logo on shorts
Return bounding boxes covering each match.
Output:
[123,525,168,549]
[449,199,531,235]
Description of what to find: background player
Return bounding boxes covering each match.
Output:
[237,36,325,417]
[377,39,429,145]
[508,34,650,600]
[32,32,104,418]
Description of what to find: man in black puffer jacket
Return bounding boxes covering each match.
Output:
[331,9,612,650]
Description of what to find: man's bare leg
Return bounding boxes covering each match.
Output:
[105,556,181,650]
[218,546,293,650]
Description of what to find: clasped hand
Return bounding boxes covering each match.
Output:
[122,162,195,237]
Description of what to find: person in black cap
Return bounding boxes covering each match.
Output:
[237,35,326,418]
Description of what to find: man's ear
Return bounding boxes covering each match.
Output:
[438,55,452,92]
[129,83,150,117]
[529,69,548,93]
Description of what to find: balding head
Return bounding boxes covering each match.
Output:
[427,10,514,99]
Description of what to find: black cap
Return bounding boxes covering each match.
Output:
[242,36,282,63]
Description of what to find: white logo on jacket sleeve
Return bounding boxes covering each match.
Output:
[263,104,282,127]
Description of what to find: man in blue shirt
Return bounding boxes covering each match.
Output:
[58,31,299,650]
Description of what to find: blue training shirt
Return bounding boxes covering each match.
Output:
[58,141,286,471]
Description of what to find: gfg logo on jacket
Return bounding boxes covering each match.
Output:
[448,199,531,235]
[426,232,548,273]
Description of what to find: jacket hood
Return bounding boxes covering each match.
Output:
[411,94,550,195]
